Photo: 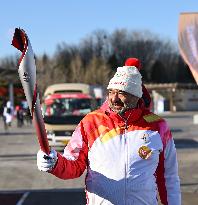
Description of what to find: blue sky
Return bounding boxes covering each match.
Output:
[0,0,198,58]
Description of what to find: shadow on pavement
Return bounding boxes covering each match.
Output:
[0,189,86,205]
[174,139,198,149]
[0,154,35,158]
[171,128,183,132]
[0,192,23,205]
[0,132,34,136]
[0,154,36,162]
[0,189,198,205]
[161,114,192,119]
[24,189,86,205]
[181,182,198,186]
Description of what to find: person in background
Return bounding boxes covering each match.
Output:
[0,98,6,122]
[16,105,24,127]
[3,100,13,131]
[37,58,181,205]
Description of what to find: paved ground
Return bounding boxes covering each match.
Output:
[0,111,198,204]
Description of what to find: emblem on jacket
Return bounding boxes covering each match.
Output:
[138,146,152,159]
[141,133,149,143]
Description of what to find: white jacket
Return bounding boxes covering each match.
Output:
[50,104,181,205]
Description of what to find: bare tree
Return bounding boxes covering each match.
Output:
[69,54,85,83]
[79,29,110,65]
[1,28,196,88]
[0,55,18,70]
[84,56,111,86]
[54,43,78,82]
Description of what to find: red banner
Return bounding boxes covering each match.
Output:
[178,12,198,84]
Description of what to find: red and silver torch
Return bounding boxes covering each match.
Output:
[12,28,50,155]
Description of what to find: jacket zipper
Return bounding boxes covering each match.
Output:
[119,113,132,205]
[124,119,128,205]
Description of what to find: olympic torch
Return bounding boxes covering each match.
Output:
[11,28,50,155]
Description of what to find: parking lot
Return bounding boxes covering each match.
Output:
[0,111,198,204]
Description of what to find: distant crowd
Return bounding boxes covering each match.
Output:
[0,99,32,131]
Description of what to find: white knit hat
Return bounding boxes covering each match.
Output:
[107,58,143,98]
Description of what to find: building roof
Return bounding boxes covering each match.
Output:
[145,83,198,90]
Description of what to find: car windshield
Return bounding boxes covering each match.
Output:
[43,98,91,117]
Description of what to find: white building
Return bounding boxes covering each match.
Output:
[145,83,198,112]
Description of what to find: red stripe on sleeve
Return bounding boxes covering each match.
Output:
[156,151,168,205]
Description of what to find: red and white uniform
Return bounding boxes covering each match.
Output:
[50,102,181,205]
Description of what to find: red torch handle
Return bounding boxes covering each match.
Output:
[33,99,50,155]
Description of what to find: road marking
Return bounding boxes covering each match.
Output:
[16,192,30,205]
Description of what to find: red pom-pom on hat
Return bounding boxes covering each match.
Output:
[125,58,141,70]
